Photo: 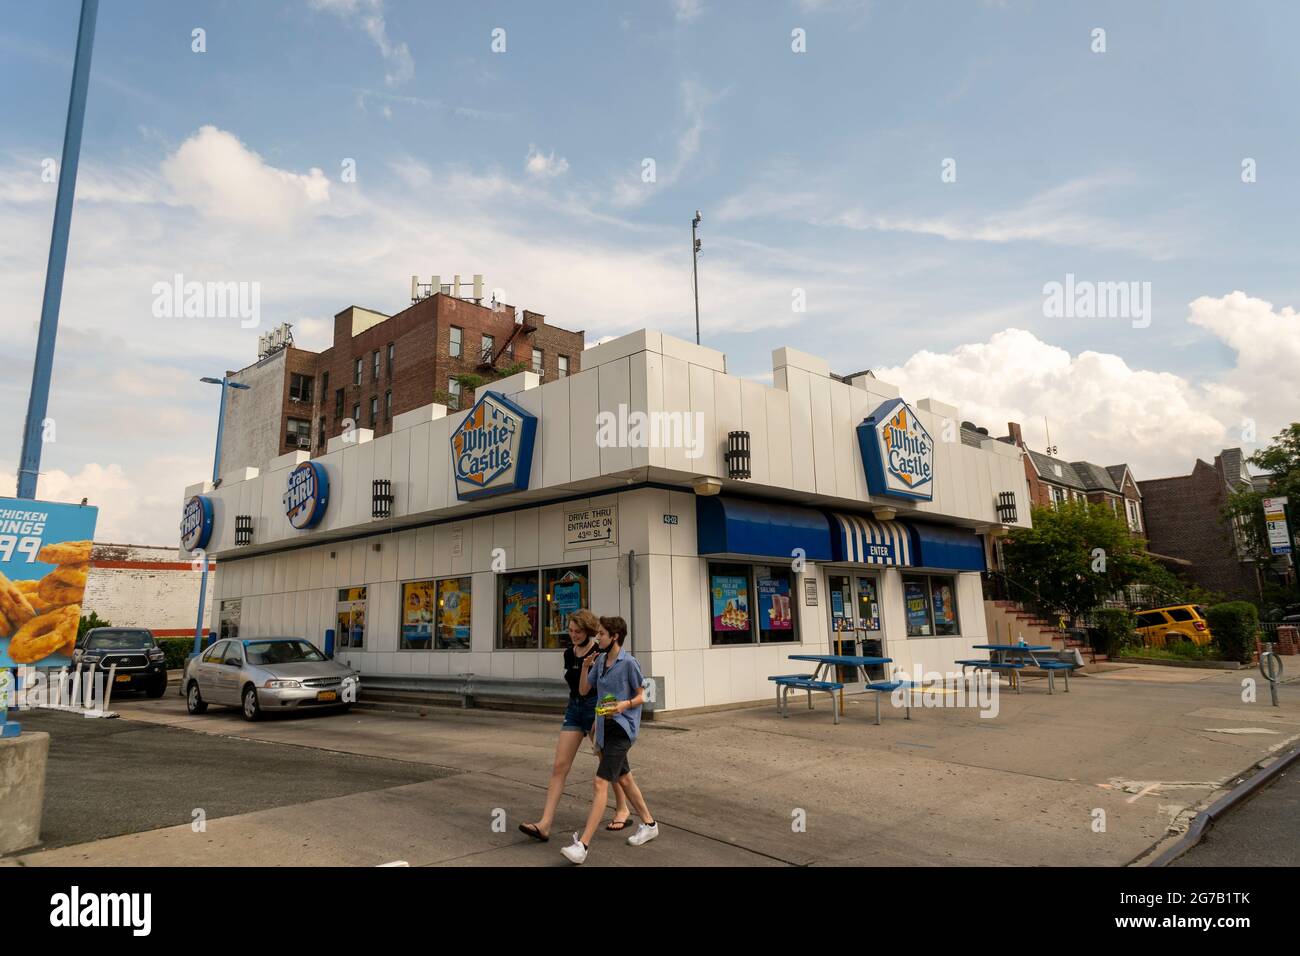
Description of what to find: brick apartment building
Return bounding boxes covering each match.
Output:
[217,281,585,475]
[998,422,1145,532]
[1139,448,1261,600]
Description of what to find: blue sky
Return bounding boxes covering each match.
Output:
[2,0,1298,541]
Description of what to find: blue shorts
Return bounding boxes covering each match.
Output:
[562,695,597,733]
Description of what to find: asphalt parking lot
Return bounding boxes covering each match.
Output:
[14,709,459,854]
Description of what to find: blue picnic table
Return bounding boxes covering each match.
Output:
[768,654,913,725]
[958,643,1074,694]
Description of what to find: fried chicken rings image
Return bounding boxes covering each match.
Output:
[7,604,80,664]
[38,562,90,606]
[0,572,37,638]
[37,539,93,566]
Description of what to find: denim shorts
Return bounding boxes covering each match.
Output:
[562,695,597,733]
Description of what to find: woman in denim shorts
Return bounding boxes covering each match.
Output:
[519,609,631,841]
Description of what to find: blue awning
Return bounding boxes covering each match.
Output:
[696,496,833,560]
[907,522,986,571]
[829,512,913,566]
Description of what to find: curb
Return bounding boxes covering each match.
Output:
[1147,740,1300,866]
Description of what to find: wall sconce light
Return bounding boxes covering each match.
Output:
[235,515,253,547]
[995,491,1018,524]
[372,478,394,519]
[725,430,751,480]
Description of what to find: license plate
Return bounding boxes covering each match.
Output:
[317,691,337,701]
[115,675,132,683]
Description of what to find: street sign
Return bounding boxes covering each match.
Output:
[1263,496,1291,556]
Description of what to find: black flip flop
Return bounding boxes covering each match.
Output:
[605,818,633,831]
[518,823,549,842]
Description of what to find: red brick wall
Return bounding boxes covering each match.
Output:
[316,295,584,444]
[1139,461,1259,599]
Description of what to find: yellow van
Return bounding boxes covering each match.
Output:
[1134,605,1213,647]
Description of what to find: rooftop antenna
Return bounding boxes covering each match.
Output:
[1044,417,1058,457]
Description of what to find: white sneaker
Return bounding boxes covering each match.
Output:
[627,822,659,846]
[560,833,588,864]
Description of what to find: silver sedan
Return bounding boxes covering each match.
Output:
[183,637,360,721]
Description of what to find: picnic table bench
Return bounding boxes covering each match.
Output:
[961,644,1076,693]
[769,654,908,725]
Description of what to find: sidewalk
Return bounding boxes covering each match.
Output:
[8,664,1299,867]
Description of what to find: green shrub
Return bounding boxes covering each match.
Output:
[77,611,112,642]
[1205,601,1259,664]
[1089,608,1136,656]
[158,637,197,670]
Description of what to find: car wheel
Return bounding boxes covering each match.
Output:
[242,685,262,721]
[146,677,168,699]
[186,681,208,714]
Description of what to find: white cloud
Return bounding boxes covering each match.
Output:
[311,0,413,86]
[524,144,570,179]
[673,0,704,22]
[871,300,1298,481]
[611,79,715,207]
[161,126,331,227]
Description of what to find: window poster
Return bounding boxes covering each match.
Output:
[437,578,472,649]
[401,581,434,647]
[756,573,792,632]
[903,579,931,636]
[501,575,538,645]
[711,574,750,632]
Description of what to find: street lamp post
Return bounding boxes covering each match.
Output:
[691,210,702,346]
[192,376,249,657]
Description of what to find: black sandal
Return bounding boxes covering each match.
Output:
[519,823,549,842]
[605,817,633,831]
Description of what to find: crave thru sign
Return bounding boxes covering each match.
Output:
[452,391,538,501]
[857,398,934,501]
[180,495,214,551]
[284,461,330,530]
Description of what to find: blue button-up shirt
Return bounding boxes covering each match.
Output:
[589,647,644,748]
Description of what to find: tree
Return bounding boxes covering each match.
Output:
[1225,423,1300,564]
[1001,500,1163,626]
[77,611,112,642]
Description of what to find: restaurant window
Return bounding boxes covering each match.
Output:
[497,565,591,650]
[385,390,392,421]
[448,378,461,410]
[557,355,569,378]
[218,600,241,641]
[542,566,590,649]
[386,343,395,377]
[372,350,381,382]
[336,587,367,649]
[449,326,463,358]
[369,396,379,427]
[290,373,313,403]
[498,570,539,650]
[335,388,344,418]
[754,565,796,644]
[902,574,960,638]
[708,562,754,646]
[532,347,544,376]
[354,358,363,385]
[286,417,311,448]
[400,577,472,650]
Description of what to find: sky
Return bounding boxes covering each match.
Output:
[2,0,1298,543]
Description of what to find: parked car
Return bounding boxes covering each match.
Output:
[72,627,169,698]
[1134,605,1213,647]
[183,637,360,721]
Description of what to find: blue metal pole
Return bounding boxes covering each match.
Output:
[17,0,99,499]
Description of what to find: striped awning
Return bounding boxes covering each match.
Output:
[830,512,913,566]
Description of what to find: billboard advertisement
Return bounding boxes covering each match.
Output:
[0,497,98,667]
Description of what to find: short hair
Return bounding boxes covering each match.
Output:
[599,615,628,644]
[567,609,600,637]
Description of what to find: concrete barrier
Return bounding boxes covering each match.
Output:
[0,731,49,854]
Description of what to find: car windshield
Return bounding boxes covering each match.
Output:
[86,631,153,650]
[243,640,325,665]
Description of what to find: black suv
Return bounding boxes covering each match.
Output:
[72,628,169,698]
